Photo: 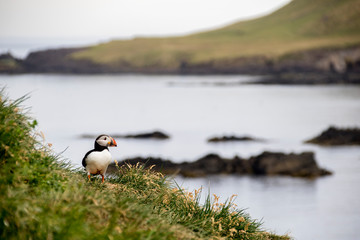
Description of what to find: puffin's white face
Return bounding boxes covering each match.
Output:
[96,135,117,147]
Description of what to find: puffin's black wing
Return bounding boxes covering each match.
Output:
[82,149,95,168]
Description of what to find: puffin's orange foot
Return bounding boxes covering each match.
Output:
[88,174,91,181]
[101,175,105,183]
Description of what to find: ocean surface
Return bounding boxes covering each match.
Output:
[1,74,359,240]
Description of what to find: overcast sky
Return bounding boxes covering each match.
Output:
[1,0,291,40]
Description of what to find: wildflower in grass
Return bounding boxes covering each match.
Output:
[229,227,237,237]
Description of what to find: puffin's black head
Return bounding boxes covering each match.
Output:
[94,134,117,150]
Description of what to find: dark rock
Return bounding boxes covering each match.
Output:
[176,154,253,177]
[232,156,254,174]
[107,156,178,174]
[207,135,262,143]
[178,46,360,79]
[121,131,170,139]
[79,134,98,139]
[305,126,360,146]
[249,151,331,177]
[109,151,331,178]
[22,48,111,73]
[179,154,235,176]
[21,48,178,74]
[80,131,170,140]
[248,72,360,85]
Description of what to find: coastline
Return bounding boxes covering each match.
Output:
[1,45,360,84]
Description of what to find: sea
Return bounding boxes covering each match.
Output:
[0,74,359,240]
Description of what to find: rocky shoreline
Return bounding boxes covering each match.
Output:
[81,127,359,178]
[1,45,360,84]
[305,126,360,146]
[207,135,263,143]
[108,151,332,178]
[248,72,360,85]
[79,126,360,145]
[80,131,170,140]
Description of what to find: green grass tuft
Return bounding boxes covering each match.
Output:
[0,91,290,239]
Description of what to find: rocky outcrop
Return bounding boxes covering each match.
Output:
[179,154,253,177]
[2,45,360,84]
[22,48,111,73]
[249,152,331,177]
[80,131,170,140]
[179,46,360,78]
[305,126,360,146]
[108,151,332,178]
[248,72,360,85]
[207,135,262,143]
[0,53,25,73]
[118,131,170,139]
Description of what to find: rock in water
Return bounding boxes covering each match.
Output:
[207,135,262,143]
[80,130,170,140]
[123,131,170,139]
[109,151,332,178]
[178,154,250,177]
[305,126,360,146]
[249,152,332,177]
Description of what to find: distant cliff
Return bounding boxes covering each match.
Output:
[1,45,360,75]
[1,0,360,83]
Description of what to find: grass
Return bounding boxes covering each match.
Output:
[0,56,20,72]
[0,91,290,240]
[70,0,360,69]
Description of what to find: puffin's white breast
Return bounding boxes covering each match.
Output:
[85,149,112,175]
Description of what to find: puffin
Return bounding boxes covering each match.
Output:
[82,134,117,183]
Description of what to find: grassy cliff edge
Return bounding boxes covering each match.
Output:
[0,92,289,239]
[69,0,360,72]
[2,0,359,76]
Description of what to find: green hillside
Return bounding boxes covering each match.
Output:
[71,0,360,70]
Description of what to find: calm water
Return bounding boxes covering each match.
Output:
[1,74,360,240]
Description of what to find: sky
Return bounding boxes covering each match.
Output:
[0,0,291,57]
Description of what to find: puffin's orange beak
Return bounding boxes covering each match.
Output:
[109,137,117,147]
